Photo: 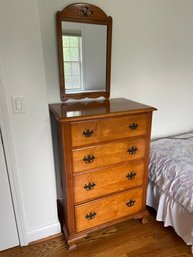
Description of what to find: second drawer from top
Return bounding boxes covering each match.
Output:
[72,137,146,172]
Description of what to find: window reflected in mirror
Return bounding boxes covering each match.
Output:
[62,35,83,91]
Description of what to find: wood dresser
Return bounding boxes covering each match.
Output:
[49,98,156,250]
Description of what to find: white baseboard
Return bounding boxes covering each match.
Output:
[26,221,61,244]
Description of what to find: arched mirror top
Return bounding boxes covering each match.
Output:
[56,3,112,101]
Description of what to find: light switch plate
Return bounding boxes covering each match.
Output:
[12,96,25,114]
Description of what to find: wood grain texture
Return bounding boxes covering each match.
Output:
[75,188,143,232]
[49,98,156,249]
[74,161,144,203]
[49,98,157,122]
[59,3,108,21]
[70,113,147,147]
[1,210,192,257]
[72,138,146,172]
[56,3,112,101]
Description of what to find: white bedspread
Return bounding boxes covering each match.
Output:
[146,133,193,252]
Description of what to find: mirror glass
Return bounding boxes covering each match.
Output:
[62,22,107,94]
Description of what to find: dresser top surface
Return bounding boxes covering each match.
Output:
[49,98,156,121]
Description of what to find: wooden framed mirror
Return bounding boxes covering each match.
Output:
[56,3,112,101]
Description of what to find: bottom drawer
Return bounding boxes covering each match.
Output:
[75,187,143,232]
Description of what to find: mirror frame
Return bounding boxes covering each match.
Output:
[56,3,112,101]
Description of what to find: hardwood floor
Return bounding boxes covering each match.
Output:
[1,210,192,257]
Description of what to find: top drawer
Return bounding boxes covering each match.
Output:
[70,113,147,147]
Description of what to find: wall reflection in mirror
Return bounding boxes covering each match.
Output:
[62,22,107,94]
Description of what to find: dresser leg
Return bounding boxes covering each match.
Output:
[140,217,149,224]
[134,210,149,224]
[68,240,77,251]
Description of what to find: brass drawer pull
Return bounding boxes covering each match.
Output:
[85,212,96,220]
[126,171,136,180]
[129,123,138,130]
[126,199,136,207]
[127,146,138,155]
[83,155,95,164]
[84,182,96,191]
[83,129,94,137]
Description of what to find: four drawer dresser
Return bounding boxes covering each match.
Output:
[49,98,156,250]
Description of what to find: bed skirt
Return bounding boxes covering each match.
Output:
[146,180,193,253]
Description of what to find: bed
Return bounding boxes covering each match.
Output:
[146,132,193,253]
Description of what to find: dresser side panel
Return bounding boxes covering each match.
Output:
[60,121,76,234]
[50,113,66,228]
[142,111,153,210]
[50,112,75,234]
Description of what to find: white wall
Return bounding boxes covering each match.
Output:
[0,0,60,243]
[39,0,193,138]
